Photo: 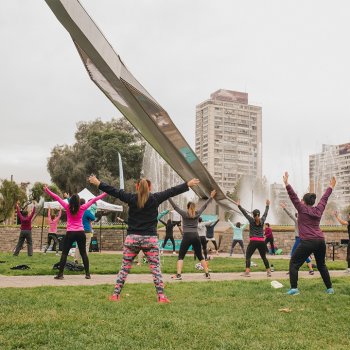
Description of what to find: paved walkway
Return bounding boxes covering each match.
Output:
[1,270,349,288]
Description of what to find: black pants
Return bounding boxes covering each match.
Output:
[200,236,208,260]
[265,237,275,254]
[44,233,59,253]
[230,240,245,255]
[289,239,332,289]
[178,233,204,261]
[58,231,89,275]
[162,234,176,252]
[246,241,270,269]
[13,230,33,256]
[206,239,218,251]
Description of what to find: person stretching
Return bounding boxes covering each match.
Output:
[44,186,107,280]
[168,190,216,280]
[228,220,247,256]
[14,201,36,256]
[159,218,178,255]
[280,203,314,275]
[89,175,199,303]
[334,211,350,274]
[197,217,216,260]
[264,223,275,255]
[44,206,62,255]
[205,219,220,255]
[237,199,271,277]
[283,171,335,295]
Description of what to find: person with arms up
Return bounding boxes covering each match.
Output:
[44,206,62,255]
[228,220,248,256]
[283,171,336,295]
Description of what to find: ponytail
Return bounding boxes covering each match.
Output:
[137,179,150,208]
[187,202,196,218]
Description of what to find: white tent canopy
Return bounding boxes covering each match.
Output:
[44,188,123,212]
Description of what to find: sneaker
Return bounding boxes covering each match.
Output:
[309,270,314,275]
[85,274,91,279]
[241,272,251,277]
[267,270,272,277]
[171,274,182,280]
[158,295,171,303]
[326,288,334,295]
[160,250,164,256]
[287,288,300,296]
[54,274,64,280]
[109,294,120,302]
[55,253,60,256]
[205,273,211,279]
[172,251,177,255]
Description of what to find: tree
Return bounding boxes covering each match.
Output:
[47,118,145,193]
[0,180,27,223]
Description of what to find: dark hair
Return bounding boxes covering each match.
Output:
[236,222,241,228]
[167,219,171,224]
[265,223,270,227]
[198,217,203,222]
[295,213,298,218]
[79,198,86,205]
[303,193,316,206]
[69,194,80,215]
[252,209,260,217]
[22,210,28,217]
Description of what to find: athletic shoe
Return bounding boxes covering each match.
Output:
[205,273,211,279]
[241,272,251,277]
[158,295,171,303]
[54,274,64,280]
[85,274,91,279]
[55,253,60,256]
[267,270,272,277]
[309,270,314,275]
[109,294,120,302]
[326,288,334,295]
[172,251,177,255]
[160,250,164,256]
[287,288,300,296]
[171,274,182,280]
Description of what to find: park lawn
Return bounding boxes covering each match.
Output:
[0,252,347,276]
[0,278,350,350]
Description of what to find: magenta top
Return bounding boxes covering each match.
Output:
[16,204,36,231]
[264,227,273,238]
[44,187,107,231]
[286,184,332,240]
[48,208,62,233]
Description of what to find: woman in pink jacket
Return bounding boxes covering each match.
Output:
[44,186,107,279]
[44,206,62,255]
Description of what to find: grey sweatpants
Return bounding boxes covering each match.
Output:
[14,230,33,256]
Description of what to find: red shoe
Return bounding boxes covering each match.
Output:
[158,295,171,304]
[109,294,120,302]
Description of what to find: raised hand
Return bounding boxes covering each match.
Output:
[88,175,101,187]
[280,202,286,209]
[236,199,240,206]
[210,190,217,198]
[266,199,270,206]
[330,176,336,189]
[283,172,289,185]
[187,178,200,187]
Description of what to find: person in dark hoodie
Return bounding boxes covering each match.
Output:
[283,171,336,295]
[89,175,199,303]
[14,201,36,256]
[237,199,271,277]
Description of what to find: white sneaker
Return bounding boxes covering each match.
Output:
[160,250,164,256]
[172,251,177,255]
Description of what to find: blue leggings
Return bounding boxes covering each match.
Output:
[291,237,311,264]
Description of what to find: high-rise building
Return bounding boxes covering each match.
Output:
[309,143,350,209]
[195,89,262,194]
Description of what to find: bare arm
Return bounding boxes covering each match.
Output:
[334,212,348,225]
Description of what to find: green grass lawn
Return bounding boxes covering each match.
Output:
[0,252,348,276]
[0,278,350,350]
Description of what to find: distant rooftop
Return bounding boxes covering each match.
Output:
[210,89,248,104]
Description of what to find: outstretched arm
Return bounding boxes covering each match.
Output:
[81,192,107,211]
[237,200,253,222]
[168,198,187,217]
[157,209,170,220]
[334,211,348,225]
[159,219,167,226]
[261,200,270,223]
[44,187,69,210]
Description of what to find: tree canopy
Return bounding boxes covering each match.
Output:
[47,118,145,194]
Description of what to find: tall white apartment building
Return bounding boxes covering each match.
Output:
[309,143,350,209]
[195,89,262,194]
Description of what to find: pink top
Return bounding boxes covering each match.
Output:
[48,208,62,233]
[44,187,107,231]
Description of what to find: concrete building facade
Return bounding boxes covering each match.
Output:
[195,89,262,194]
[309,143,350,209]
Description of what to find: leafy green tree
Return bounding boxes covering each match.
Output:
[0,180,27,223]
[47,118,145,193]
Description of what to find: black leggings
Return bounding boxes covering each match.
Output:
[58,231,89,275]
[265,237,275,254]
[246,241,270,269]
[206,239,218,251]
[200,236,208,260]
[44,233,59,254]
[178,233,204,261]
[289,239,332,289]
[230,240,245,255]
[162,235,176,251]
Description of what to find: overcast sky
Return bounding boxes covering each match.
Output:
[1,0,349,194]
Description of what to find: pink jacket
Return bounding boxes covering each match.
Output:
[48,208,62,233]
[44,187,107,231]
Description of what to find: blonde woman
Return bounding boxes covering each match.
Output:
[168,190,216,280]
[89,175,199,303]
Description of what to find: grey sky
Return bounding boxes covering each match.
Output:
[1,0,349,195]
